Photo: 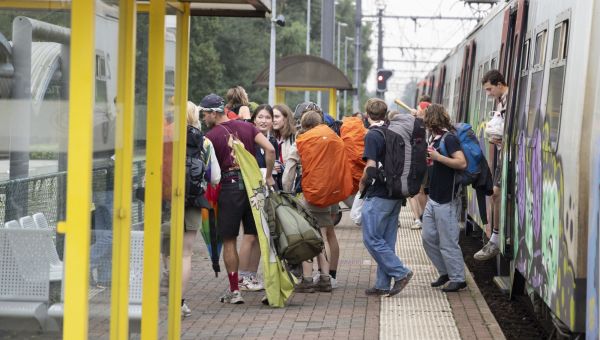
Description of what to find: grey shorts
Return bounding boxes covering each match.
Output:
[184,207,202,232]
[303,201,339,228]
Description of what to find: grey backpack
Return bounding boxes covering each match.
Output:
[264,191,324,265]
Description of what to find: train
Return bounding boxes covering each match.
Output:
[0,1,176,174]
[416,0,599,337]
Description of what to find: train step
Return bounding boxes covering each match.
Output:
[493,275,510,294]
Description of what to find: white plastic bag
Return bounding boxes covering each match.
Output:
[350,195,364,226]
[484,111,504,140]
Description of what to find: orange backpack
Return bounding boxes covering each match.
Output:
[296,124,353,207]
[340,117,367,194]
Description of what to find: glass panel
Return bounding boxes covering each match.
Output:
[453,76,461,117]
[533,30,547,66]
[527,70,544,136]
[88,1,120,338]
[560,21,569,59]
[517,74,529,131]
[0,1,70,338]
[546,66,565,144]
[484,61,494,114]
[551,23,561,60]
[521,40,530,71]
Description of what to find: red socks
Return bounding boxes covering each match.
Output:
[228,272,239,292]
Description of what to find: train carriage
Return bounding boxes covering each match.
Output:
[418,0,600,336]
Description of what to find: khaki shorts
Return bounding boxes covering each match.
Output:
[303,201,339,228]
[184,207,202,232]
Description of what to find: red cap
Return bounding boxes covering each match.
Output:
[418,101,431,111]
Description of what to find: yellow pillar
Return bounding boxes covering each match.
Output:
[141,0,166,338]
[329,88,337,119]
[57,0,95,339]
[109,0,136,338]
[167,3,190,339]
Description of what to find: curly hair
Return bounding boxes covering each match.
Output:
[424,104,454,133]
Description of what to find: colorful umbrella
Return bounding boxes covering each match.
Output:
[200,184,222,277]
[232,140,295,307]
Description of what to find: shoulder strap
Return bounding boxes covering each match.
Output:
[439,132,451,156]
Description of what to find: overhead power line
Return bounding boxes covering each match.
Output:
[363,14,479,21]
[386,59,439,64]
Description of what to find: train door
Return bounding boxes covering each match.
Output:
[457,41,476,123]
[497,0,528,288]
[436,65,447,104]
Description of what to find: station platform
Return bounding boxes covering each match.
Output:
[171,208,506,340]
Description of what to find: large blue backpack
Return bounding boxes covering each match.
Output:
[439,123,483,186]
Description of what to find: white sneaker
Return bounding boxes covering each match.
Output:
[410,219,422,230]
[219,290,244,304]
[181,302,191,317]
[474,241,500,261]
[331,277,338,289]
[314,272,338,289]
[239,275,264,291]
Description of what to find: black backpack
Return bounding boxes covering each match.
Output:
[185,125,208,208]
[374,114,427,198]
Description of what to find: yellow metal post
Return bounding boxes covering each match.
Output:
[55,0,95,339]
[167,3,190,339]
[141,0,166,338]
[109,1,137,338]
[329,88,337,118]
[276,88,285,104]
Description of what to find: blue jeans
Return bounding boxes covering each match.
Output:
[421,198,465,282]
[90,191,114,283]
[361,196,411,290]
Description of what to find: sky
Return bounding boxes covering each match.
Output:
[361,0,498,102]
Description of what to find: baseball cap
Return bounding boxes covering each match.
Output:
[418,101,431,111]
[199,94,225,112]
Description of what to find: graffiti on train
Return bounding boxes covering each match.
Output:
[513,122,577,328]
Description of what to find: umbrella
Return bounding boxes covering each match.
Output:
[200,184,222,277]
[232,139,294,307]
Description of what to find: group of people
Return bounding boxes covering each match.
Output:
[172,69,509,316]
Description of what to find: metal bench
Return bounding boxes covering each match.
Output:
[47,230,145,333]
[0,228,51,331]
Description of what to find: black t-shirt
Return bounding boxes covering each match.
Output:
[362,127,389,198]
[428,133,462,204]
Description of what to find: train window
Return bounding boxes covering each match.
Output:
[546,19,569,149]
[443,80,451,108]
[526,70,543,137]
[533,30,547,67]
[95,53,108,108]
[521,40,530,72]
[453,76,461,117]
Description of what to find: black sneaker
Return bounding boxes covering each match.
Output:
[365,287,390,296]
[389,271,413,297]
[430,274,450,287]
[441,281,467,292]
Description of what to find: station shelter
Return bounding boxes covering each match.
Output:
[0,1,270,339]
[253,54,353,118]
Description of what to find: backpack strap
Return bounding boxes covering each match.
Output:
[438,131,451,157]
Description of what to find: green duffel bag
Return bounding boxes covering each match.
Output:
[264,190,324,265]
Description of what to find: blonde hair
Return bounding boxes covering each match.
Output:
[299,110,322,133]
[186,101,200,128]
[225,86,249,108]
[273,104,297,140]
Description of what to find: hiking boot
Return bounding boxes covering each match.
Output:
[365,287,390,296]
[316,274,332,292]
[431,274,450,287]
[442,281,467,292]
[313,271,338,289]
[295,279,316,293]
[410,219,423,230]
[389,271,413,297]
[239,275,264,291]
[474,241,500,261]
[181,302,192,317]
[219,290,244,304]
